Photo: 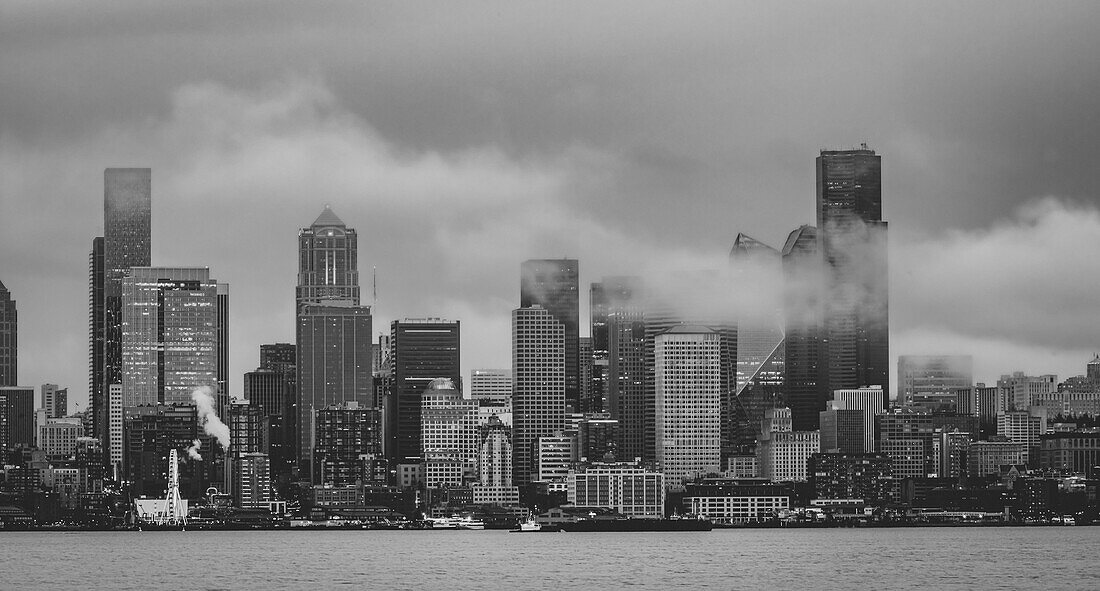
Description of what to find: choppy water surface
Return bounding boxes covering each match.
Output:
[1,527,1095,590]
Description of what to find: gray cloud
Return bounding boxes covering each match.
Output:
[2,3,1100,406]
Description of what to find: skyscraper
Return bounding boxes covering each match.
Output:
[89,237,105,439]
[512,306,565,485]
[295,206,372,477]
[521,259,579,412]
[591,277,646,462]
[41,384,68,418]
[102,169,152,396]
[654,326,722,486]
[816,147,889,409]
[782,225,825,430]
[93,169,151,452]
[421,378,479,489]
[120,267,224,406]
[0,280,16,386]
[296,205,359,307]
[388,319,461,464]
[729,234,786,453]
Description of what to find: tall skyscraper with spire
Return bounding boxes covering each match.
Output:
[295,206,372,478]
[0,279,16,386]
[817,146,889,410]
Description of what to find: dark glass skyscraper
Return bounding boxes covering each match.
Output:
[520,259,579,412]
[592,277,646,462]
[729,234,785,453]
[388,319,460,464]
[0,280,16,387]
[783,225,826,430]
[817,147,889,410]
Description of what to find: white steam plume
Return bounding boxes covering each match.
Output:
[187,438,202,460]
[191,386,231,451]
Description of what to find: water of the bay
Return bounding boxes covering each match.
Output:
[1,527,1095,590]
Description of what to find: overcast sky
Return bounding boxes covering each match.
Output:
[3,1,1100,410]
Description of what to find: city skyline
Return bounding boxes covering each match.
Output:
[4,3,1100,411]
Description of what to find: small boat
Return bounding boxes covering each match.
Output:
[510,514,542,533]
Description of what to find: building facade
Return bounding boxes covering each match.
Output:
[0,280,15,387]
[898,355,973,411]
[655,327,722,486]
[421,378,479,489]
[521,260,579,412]
[568,462,665,518]
[388,319,460,463]
[121,267,224,407]
[512,306,565,485]
[817,147,889,407]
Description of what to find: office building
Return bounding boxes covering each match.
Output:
[568,462,665,518]
[1039,431,1100,478]
[968,440,1026,476]
[388,319,460,464]
[685,478,792,523]
[97,168,151,450]
[234,453,273,509]
[831,387,886,453]
[808,453,892,505]
[38,418,83,459]
[876,409,935,478]
[781,225,825,430]
[41,384,68,419]
[536,434,574,484]
[0,386,35,451]
[0,280,15,386]
[817,147,889,407]
[757,408,819,482]
[997,373,1057,412]
[998,409,1047,467]
[521,259,579,412]
[655,326,722,486]
[260,343,296,373]
[591,277,646,463]
[295,207,373,476]
[819,408,864,454]
[470,369,511,402]
[421,378,479,489]
[512,306,565,485]
[898,355,973,411]
[120,267,224,406]
[576,414,620,463]
[123,405,215,498]
[313,402,384,486]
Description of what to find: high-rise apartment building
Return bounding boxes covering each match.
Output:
[898,355,973,411]
[756,407,819,482]
[591,277,646,463]
[120,267,224,406]
[654,326,722,486]
[997,373,1057,412]
[0,280,15,386]
[512,306,565,485]
[875,408,935,479]
[388,319,460,464]
[782,225,825,430]
[88,237,104,438]
[817,147,889,409]
[521,259,579,412]
[295,206,372,477]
